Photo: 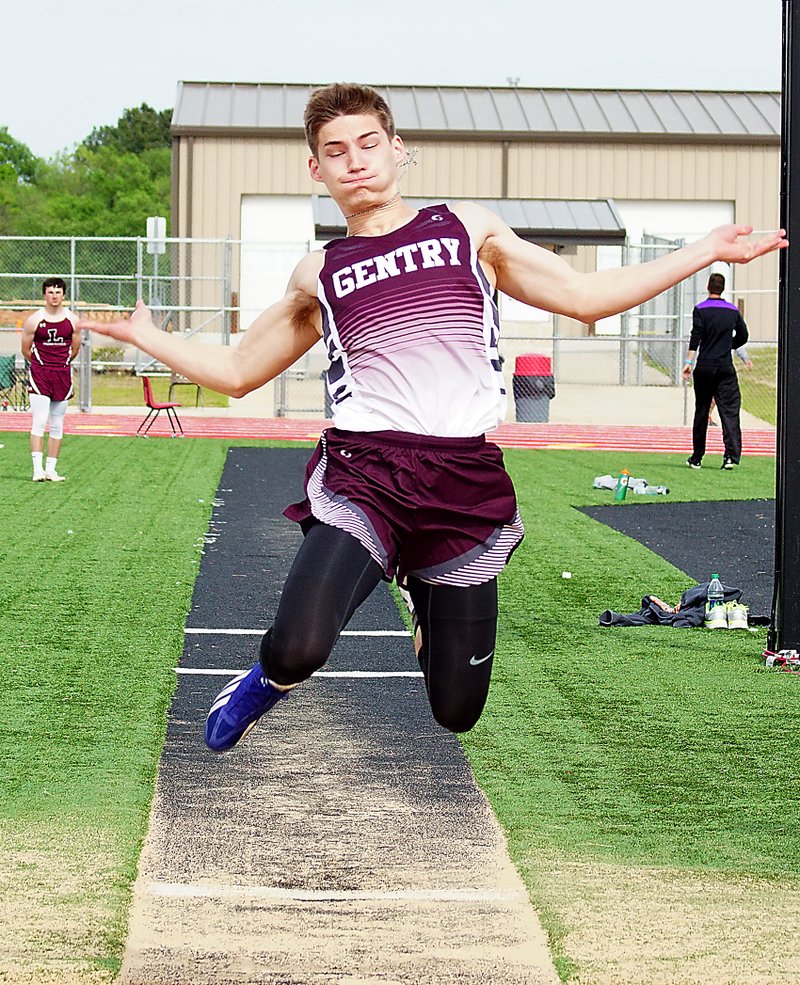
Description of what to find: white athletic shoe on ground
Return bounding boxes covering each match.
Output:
[45,470,66,482]
[704,602,728,630]
[32,469,47,482]
[727,601,749,630]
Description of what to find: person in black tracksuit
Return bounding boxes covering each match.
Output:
[682,272,752,469]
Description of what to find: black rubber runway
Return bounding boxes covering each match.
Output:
[580,498,775,619]
[171,446,479,831]
[116,447,560,984]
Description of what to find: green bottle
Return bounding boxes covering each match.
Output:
[614,469,631,501]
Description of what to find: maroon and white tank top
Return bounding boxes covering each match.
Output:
[30,310,75,369]
[317,204,506,436]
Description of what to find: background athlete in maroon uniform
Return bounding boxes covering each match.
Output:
[29,312,75,395]
[21,277,80,481]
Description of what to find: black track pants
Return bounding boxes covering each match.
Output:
[691,364,742,463]
[260,523,499,733]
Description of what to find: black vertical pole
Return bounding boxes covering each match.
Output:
[770,0,800,650]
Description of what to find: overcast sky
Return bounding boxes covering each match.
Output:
[2,0,784,159]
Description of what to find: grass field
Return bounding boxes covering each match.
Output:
[739,345,778,426]
[645,344,778,425]
[76,373,229,408]
[0,432,229,981]
[1,432,798,983]
[464,449,800,980]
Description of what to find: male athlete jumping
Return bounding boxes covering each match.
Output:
[78,84,787,751]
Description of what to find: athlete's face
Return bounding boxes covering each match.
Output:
[308,113,405,208]
[43,285,64,308]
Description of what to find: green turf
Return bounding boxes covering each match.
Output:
[0,431,229,975]
[643,345,777,424]
[739,345,778,425]
[80,373,229,408]
[459,448,799,975]
[1,433,796,980]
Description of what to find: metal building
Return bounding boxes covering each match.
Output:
[171,82,780,339]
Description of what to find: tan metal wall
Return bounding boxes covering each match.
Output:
[174,138,316,318]
[399,141,505,198]
[174,135,780,339]
[508,140,780,340]
[175,137,315,240]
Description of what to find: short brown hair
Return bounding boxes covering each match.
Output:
[707,272,726,294]
[304,83,395,156]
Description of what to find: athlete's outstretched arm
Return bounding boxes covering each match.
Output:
[455,202,787,323]
[76,254,323,397]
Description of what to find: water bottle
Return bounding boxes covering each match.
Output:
[705,573,726,628]
[614,469,631,501]
[708,574,724,607]
[632,484,670,496]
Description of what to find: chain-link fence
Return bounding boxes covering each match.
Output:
[0,234,778,427]
[0,234,253,412]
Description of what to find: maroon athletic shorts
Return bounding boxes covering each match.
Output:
[284,428,525,587]
[29,365,73,402]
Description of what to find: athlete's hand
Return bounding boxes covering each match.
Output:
[703,224,788,265]
[682,363,693,382]
[76,299,156,344]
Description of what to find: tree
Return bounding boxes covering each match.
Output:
[84,104,172,155]
[0,127,41,184]
[0,107,172,242]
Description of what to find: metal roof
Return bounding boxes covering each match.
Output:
[172,82,780,143]
[312,196,626,246]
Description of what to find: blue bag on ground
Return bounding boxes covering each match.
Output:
[598,581,742,628]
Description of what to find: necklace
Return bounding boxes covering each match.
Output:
[344,193,399,220]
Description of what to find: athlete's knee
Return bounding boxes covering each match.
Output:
[259,625,330,685]
[429,695,486,733]
[29,394,49,436]
[48,400,68,439]
[426,669,489,733]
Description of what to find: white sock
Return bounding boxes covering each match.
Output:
[32,451,43,472]
[45,456,58,475]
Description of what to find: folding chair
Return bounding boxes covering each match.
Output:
[0,355,29,411]
[169,371,203,407]
[137,376,184,436]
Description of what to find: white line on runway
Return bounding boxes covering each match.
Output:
[185,628,409,637]
[147,881,524,904]
[174,668,423,677]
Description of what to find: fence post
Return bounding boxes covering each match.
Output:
[69,237,76,306]
[619,240,630,385]
[552,313,560,380]
[136,238,143,302]
[275,372,287,417]
[70,237,92,411]
[78,328,92,413]
[134,239,144,373]
[222,237,232,345]
[673,276,683,385]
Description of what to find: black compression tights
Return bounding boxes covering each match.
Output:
[260,523,499,733]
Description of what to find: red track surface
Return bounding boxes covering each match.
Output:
[0,411,777,455]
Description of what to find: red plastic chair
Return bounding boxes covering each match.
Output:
[137,376,184,436]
